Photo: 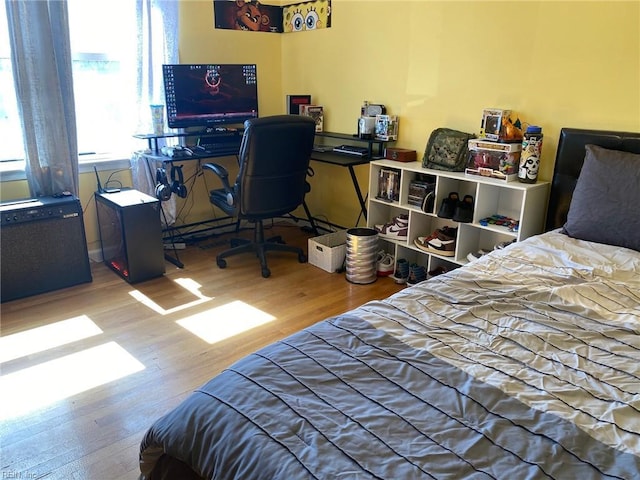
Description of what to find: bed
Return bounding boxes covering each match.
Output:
[139,128,640,480]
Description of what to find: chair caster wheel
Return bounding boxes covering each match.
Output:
[261,267,271,278]
[217,258,227,269]
[299,253,307,263]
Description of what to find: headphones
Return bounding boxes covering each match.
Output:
[170,164,187,198]
[155,167,172,201]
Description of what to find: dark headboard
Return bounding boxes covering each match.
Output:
[546,127,640,231]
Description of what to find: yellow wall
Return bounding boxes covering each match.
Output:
[3,1,639,246]
[277,0,640,226]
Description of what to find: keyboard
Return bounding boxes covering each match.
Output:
[332,145,369,157]
[194,139,242,156]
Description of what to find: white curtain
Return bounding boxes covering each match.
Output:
[131,0,179,226]
[5,0,79,197]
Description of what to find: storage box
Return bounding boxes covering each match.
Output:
[465,138,521,182]
[384,147,416,162]
[375,114,398,141]
[308,230,347,273]
[376,167,401,201]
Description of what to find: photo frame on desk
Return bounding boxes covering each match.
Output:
[286,94,312,114]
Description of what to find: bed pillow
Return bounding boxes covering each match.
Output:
[563,144,640,251]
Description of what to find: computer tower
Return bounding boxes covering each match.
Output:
[0,195,92,302]
[95,189,165,283]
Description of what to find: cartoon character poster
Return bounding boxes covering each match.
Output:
[282,0,331,32]
[213,0,331,33]
[214,0,283,33]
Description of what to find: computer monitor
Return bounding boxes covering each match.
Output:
[162,64,258,129]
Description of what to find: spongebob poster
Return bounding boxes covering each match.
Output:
[283,0,331,32]
[213,0,331,33]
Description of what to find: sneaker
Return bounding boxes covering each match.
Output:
[421,191,435,213]
[376,252,395,277]
[390,258,410,284]
[437,192,459,219]
[425,236,456,256]
[428,265,449,277]
[494,239,516,250]
[407,263,427,285]
[414,226,457,252]
[466,248,492,262]
[453,195,474,223]
[375,214,409,239]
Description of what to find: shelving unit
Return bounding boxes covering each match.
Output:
[367,160,550,275]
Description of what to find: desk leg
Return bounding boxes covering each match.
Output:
[348,165,367,221]
[164,247,184,268]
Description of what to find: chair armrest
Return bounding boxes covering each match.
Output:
[202,162,232,191]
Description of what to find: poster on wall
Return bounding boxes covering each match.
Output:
[282,0,331,32]
[213,0,331,33]
[214,1,284,33]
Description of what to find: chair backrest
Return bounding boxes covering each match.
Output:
[236,115,316,219]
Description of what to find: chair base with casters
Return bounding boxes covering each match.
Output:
[216,219,307,278]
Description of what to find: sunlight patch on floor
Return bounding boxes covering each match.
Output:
[0,342,145,420]
[176,300,276,344]
[129,277,213,315]
[0,315,103,364]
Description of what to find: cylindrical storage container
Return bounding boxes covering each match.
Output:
[345,228,378,284]
[518,126,543,183]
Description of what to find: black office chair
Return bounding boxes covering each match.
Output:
[202,115,316,278]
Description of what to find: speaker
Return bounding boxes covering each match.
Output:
[0,196,92,302]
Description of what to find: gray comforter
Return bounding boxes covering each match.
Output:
[139,231,640,479]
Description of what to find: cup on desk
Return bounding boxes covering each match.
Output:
[150,104,165,136]
[358,116,376,139]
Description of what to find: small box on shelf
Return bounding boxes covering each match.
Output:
[375,115,398,141]
[465,138,521,182]
[408,179,435,210]
[300,104,324,132]
[377,167,401,202]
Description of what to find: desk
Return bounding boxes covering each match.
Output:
[135,130,387,237]
[309,150,374,222]
[310,131,387,223]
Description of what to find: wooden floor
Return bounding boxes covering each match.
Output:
[0,223,403,479]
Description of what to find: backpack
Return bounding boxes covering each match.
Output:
[422,128,476,172]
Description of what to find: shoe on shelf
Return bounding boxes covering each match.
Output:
[425,237,456,256]
[453,194,474,223]
[390,258,410,284]
[437,192,459,219]
[428,265,449,278]
[466,248,492,262]
[375,214,409,239]
[421,191,435,213]
[414,226,457,252]
[407,263,427,285]
[376,252,395,277]
[494,239,516,250]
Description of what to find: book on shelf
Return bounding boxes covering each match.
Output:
[286,94,312,115]
[300,104,324,132]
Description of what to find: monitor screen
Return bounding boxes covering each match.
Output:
[162,64,258,129]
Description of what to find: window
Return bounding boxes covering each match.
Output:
[0,5,21,163]
[0,0,151,164]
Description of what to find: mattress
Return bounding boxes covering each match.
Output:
[139,230,640,479]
